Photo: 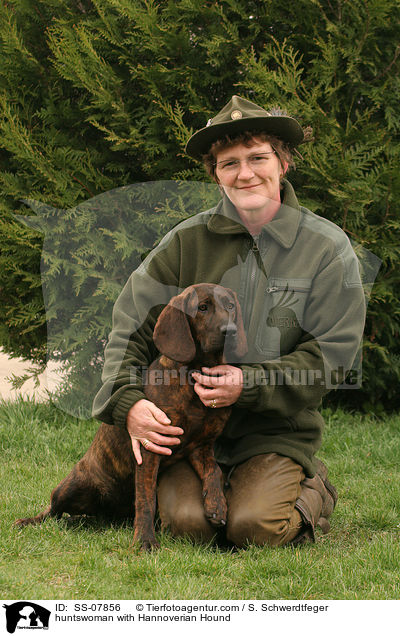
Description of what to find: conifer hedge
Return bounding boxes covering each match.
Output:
[0,0,399,412]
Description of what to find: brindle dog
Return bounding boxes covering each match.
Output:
[14,283,247,550]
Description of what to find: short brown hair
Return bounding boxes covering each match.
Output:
[202,130,295,181]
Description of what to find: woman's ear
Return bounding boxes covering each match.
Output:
[280,160,289,178]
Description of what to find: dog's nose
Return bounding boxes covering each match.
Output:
[221,324,237,337]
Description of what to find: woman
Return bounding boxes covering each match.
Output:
[93,96,365,546]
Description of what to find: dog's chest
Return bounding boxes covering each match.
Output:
[144,358,230,450]
[144,362,195,406]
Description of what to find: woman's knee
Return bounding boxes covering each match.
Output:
[226,507,302,547]
[157,460,216,542]
[165,503,216,542]
[225,454,304,547]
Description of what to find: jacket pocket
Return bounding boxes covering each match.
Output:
[256,277,312,357]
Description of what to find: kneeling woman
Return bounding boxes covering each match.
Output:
[93,96,365,546]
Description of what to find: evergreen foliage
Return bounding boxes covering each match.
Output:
[0,0,399,412]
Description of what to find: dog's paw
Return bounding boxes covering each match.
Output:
[132,528,160,552]
[132,537,160,552]
[203,491,227,527]
[138,538,160,552]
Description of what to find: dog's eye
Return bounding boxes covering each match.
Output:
[198,303,208,312]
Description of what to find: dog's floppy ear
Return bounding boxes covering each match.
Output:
[232,291,248,359]
[153,291,196,362]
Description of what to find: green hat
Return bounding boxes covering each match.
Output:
[185,95,304,159]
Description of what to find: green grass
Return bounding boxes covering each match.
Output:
[1,398,400,599]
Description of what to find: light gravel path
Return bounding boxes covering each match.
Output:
[0,348,64,401]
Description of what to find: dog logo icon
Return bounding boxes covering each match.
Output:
[3,602,50,633]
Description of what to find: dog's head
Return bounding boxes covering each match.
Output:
[153,283,248,363]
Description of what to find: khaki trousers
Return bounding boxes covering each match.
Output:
[157,453,305,547]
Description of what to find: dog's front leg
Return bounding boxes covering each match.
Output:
[133,450,161,551]
[188,445,227,527]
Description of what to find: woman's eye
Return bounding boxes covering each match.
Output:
[227,303,234,310]
[250,155,267,163]
[221,161,237,169]
[198,304,208,312]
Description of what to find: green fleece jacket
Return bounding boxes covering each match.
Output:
[92,180,365,477]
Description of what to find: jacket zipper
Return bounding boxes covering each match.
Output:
[266,285,310,293]
[243,238,262,329]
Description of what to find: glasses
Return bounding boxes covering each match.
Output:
[214,151,276,174]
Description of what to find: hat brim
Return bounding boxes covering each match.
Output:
[185,116,304,159]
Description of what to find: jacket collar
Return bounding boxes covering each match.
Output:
[207,179,301,249]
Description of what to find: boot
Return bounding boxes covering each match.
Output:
[313,458,338,529]
[291,459,338,545]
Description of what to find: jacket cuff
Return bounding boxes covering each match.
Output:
[236,365,262,408]
[111,389,146,428]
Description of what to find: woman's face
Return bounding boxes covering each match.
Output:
[214,139,286,215]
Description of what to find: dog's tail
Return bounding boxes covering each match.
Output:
[13,506,52,527]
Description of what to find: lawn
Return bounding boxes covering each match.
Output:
[1,398,399,599]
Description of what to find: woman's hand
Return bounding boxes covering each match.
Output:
[127,399,183,465]
[192,365,243,408]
